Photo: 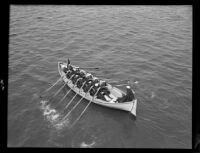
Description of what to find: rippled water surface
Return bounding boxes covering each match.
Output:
[8,5,192,148]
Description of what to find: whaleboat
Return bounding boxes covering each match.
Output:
[58,62,137,117]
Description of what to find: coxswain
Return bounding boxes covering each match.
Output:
[117,86,135,103]
[125,85,135,101]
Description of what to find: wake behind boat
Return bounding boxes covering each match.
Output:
[41,59,137,128]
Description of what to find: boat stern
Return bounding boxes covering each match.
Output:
[130,99,137,117]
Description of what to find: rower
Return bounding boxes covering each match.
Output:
[72,74,79,84]
[89,82,100,96]
[99,80,110,96]
[83,80,93,92]
[66,70,73,79]
[76,72,87,88]
[85,73,93,80]
[63,66,68,73]
[96,91,106,101]
[94,80,113,102]
[76,78,84,88]
[79,70,86,77]
[74,67,80,75]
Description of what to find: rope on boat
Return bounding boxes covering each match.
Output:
[62,86,94,122]
[70,87,101,128]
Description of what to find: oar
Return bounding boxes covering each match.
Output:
[61,86,94,122]
[53,75,81,108]
[52,82,67,98]
[62,81,87,111]
[40,77,62,98]
[115,83,129,87]
[80,67,99,70]
[70,87,101,128]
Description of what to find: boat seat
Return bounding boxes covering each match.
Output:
[104,95,112,101]
[109,94,117,102]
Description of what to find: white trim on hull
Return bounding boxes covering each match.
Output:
[58,62,137,116]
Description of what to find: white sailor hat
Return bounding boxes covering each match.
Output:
[86,73,93,78]
[126,86,131,89]
[80,70,85,73]
[93,77,98,80]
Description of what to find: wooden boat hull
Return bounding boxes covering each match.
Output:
[58,62,137,116]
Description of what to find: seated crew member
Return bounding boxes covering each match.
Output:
[89,77,102,96]
[67,64,73,71]
[79,70,86,78]
[116,86,135,103]
[72,74,80,84]
[96,91,107,101]
[96,90,112,102]
[76,73,87,88]
[67,65,79,78]
[74,67,80,75]
[66,70,73,79]
[95,81,113,102]
[70,67,81,81]
[85,73,93,80]
[91,77,99,86]
[63,66,68,73]
[98,81,110,96]
[83,80,93,92]
[76,78,84,88]
[90,83,100,96]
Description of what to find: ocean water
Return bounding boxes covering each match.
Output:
[8,5,192,148]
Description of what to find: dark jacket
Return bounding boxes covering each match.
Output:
[125,88,135,101]
[83,80,93,92]
[117,87,135,103]
[66,70,74,79]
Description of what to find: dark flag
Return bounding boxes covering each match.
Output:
[67,58,70,68]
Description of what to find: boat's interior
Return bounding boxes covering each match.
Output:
[59,62,125,103]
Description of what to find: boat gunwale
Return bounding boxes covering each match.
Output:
[58,61,137,113]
